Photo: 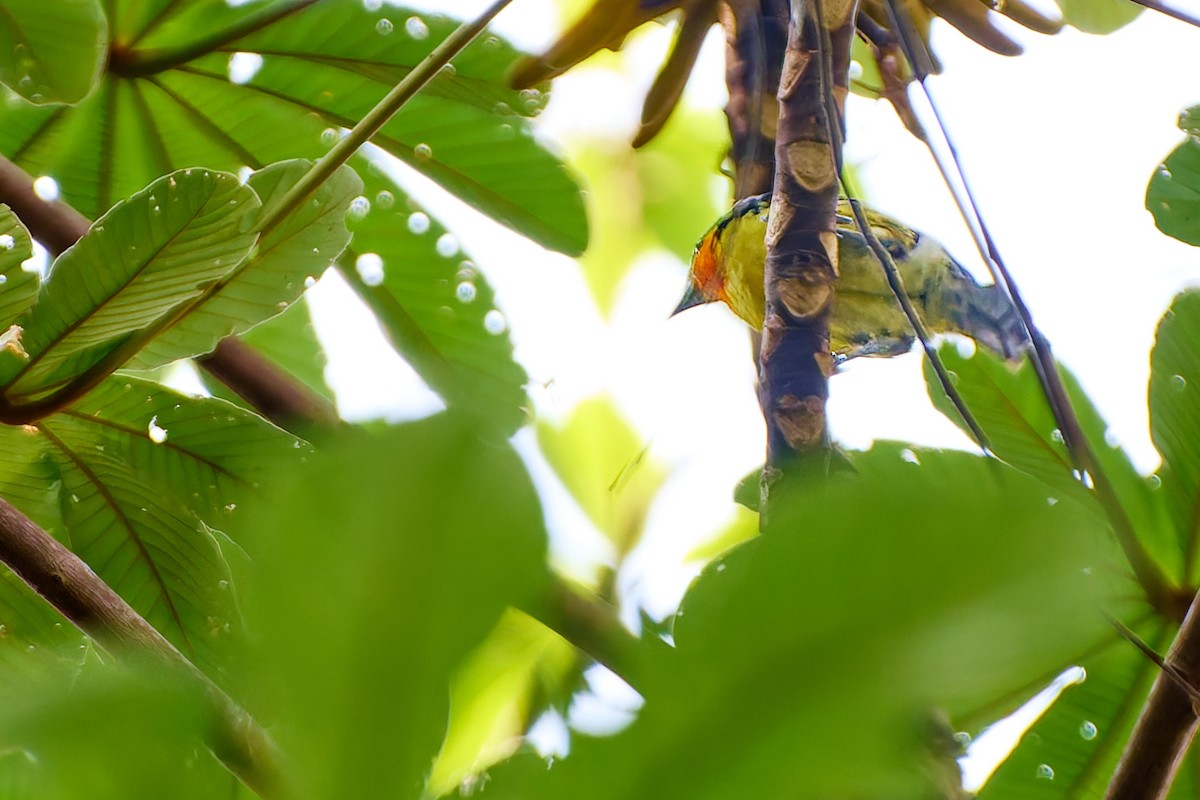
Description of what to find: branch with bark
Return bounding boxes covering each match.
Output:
[759,0,858,474]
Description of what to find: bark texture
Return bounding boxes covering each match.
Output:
[760,0,857,468]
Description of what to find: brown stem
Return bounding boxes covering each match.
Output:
[722,0,790,198]
[0,154,336,434]
[759,0,858,470]
[1128,0,1200,28]
[520,576,667,693]
[1105,593,1200,800]
[0,498,285,797]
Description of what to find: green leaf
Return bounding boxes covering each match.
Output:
[1055,0,1141,33]
[30,376,306,670]
[235,296,334,403]
[339,159,528,434]
[1147,136,1200,247]
[128,159,360,370]
[536,396,665,557]
[0,0,107,104]
[1181,105,1200,138]
[1149,291,1200,584]
[0,169,260,404]
[977,618,1167,798]
[474,448,1109,800]
[925,345,1172,577]
[924,345,1083,497]
[429,610,576,797]
[0,205,38,329]
[241,413,546,800]
[0,660,236,800]
[0,2,587,254]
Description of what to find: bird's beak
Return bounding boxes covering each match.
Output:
[671,280,708,317]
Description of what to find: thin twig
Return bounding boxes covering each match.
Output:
[1128,0,1200,28]
[1105,593,1200,800]
[1109,614,1200,705]
[880,0,1173,616]
[256,0,515,238]
[811,7,991,454]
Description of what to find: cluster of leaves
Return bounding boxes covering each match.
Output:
[0,1,1197,800]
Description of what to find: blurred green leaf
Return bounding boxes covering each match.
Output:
[683,504,757,564]
[0,660,236,800]
[0,1,587,254]
[0,206,38,329]
[636,106,726,262]
[925,344,1172,578]
[571,104,724,314]
[0,168,259,403]
[472,447,1110,800]
[339,158,528,434]
[1150,291,1200,584]
[242,414,547,800]
[849,36,886,99]
[0,0,106,105]
[129,159,360,370]
[537,396,664,558]
[1147,135,1200,247]
[1055,0,1141,33]
[429,609,576,797]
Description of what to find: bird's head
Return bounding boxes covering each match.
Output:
[673,224,726,316]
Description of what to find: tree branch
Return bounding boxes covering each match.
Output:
[0,497,285,797]
[1105,592,1200,800]
[722,0,790,198]
[759,0,858,472]
[520,576,668,693]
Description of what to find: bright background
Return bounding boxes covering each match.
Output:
[298,0,1198,786]
[311,0,1198,620]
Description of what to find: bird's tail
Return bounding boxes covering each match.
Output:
[938,261,1031,361]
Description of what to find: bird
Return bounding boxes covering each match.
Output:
[673,193,1029,361]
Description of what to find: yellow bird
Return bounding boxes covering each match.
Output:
[673,194,1029,361]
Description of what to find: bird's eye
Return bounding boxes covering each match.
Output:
[884,240,906,260]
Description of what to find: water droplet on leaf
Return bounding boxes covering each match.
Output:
[484,309,507,335]
[405,16,429,39]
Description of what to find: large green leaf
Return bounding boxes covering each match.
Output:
[471,447,1109,800]
[0,660,238,800]
[1150,291,1200,585]
[240,413,546,800]
[0,0,107,104]
[977,618,1168,799]
[1147,129,1200,247]
[0,0,587,255]
[128,159,360,370]
[0,168,260,404]
[339,158,528,434]
[924,345,1173,577]
[0,205,38,329]
[924,346,1084,497]
[12,376,307,671]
